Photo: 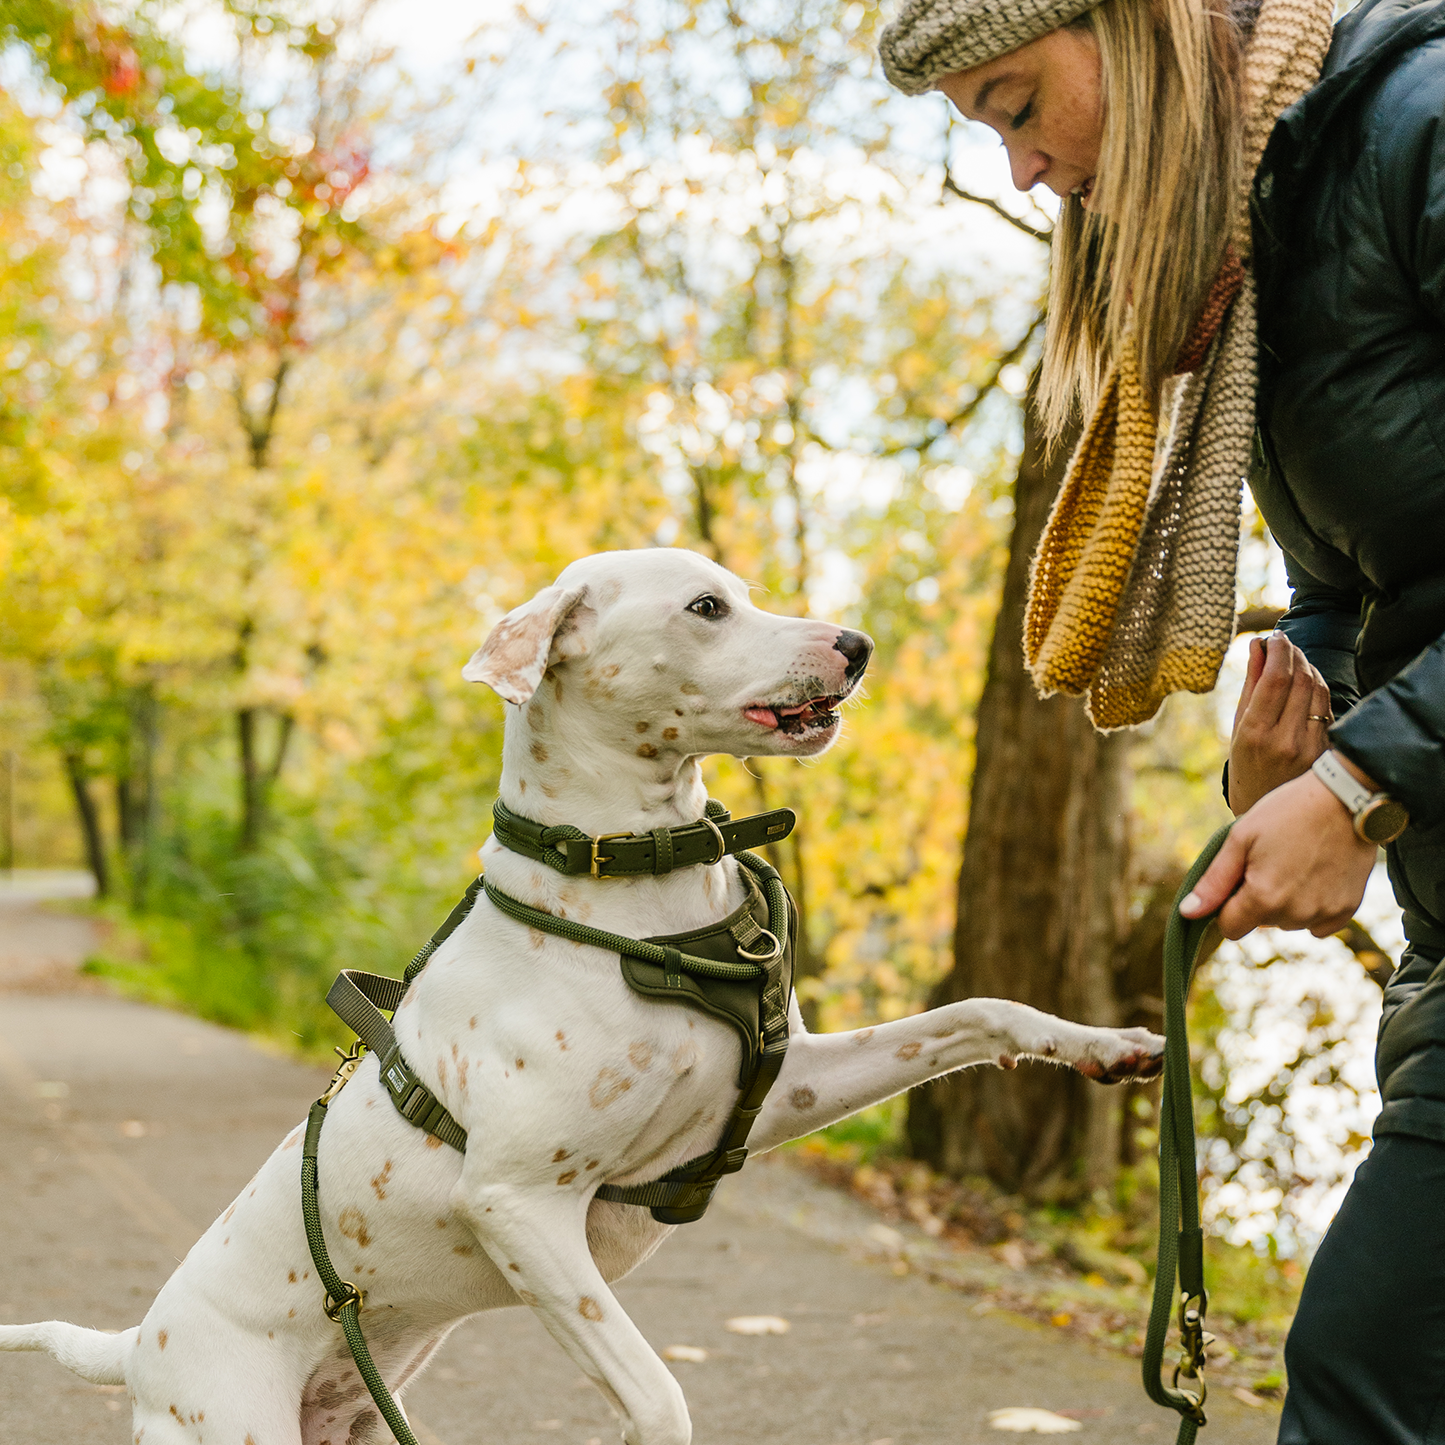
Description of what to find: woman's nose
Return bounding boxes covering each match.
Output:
[1006,144,1048,193]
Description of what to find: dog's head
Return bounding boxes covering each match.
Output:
[464,549,872,760]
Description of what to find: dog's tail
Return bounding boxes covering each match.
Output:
[0,1321,138,1385]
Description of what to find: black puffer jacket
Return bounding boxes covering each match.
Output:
[1252,0,1445,1139]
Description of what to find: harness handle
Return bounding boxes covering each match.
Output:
[1142,822,1232,1443]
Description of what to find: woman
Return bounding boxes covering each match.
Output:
[879,0,1445,1440]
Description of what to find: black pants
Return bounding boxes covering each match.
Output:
[1279,1133,1445,1443]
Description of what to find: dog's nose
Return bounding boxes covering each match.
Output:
[833,629,874,682]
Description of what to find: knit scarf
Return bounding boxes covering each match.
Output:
[1023,0,1336,730]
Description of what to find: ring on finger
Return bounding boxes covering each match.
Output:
[1308,713,1334,724]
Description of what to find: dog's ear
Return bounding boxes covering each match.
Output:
[463,584,593,705]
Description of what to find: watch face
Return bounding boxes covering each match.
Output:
[1359,798,1410,846]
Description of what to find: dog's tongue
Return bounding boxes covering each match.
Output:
[744,706,780,729]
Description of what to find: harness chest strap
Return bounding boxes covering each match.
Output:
[322,834,796,1224]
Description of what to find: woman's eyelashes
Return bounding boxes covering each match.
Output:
[1010,98,1035,130]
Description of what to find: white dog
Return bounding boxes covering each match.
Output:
[1,548,1163,1445]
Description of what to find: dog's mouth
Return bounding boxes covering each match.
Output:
[743,692,846,736]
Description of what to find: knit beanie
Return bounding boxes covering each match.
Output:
[879,0,1104,94]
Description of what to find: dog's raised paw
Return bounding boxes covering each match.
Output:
[1075,1026,1166,1085]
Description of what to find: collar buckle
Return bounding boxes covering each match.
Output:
[590,831,631,879]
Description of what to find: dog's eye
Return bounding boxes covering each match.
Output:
[687,594,728,620]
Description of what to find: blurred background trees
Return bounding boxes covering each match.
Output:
[0,0,1392,1252]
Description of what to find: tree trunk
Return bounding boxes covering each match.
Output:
[63,751,109,899]
[906,386,1130,1201]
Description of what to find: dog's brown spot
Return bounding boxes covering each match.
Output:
[663,727,679,740]
[557,1169,578,1185]
[556,1030,568,1050]
[436,1056,448,1090]
[470,1016,477,1029]
[458,1056,470,1090]
[509,1261,521,1271]
[518,778,527,793]
[515,1057,525,1070]
[157,1330,167,1351]
[671,1041,698,1076]
[680,682,701,694]
[371,1161,392,1200]
[453,1244,475,1256]
[437,1218,449,1229]
[267,1332,274,1340]
[855,1028,874,1044]
[674,708,684,716]
[528,706,545,729]
[518,1289,538,1306]
[579,1296,604,1322]
[540,782,558,798]
[282,1128,302,1151]
[553,1147,572,1163]
[628,1041,653,1072]
[338,1208,372,1248]
[425,1135,442,1149]
[247,1437,257,1445]
[636,743,658,758]
[170,1407,181,1420]
[551,676,564,701]
[589,1067,631,1109]
[896,1041,922,1061]
[288,1270,297,1283]
[602,662,621,677]
[586,1159,599,1170]
[223,1204,236,1223]
[790,1086,817,1110]
[314,1378,366,1411]
[531,741,549,763]
[931,1024,955,1039]
[289,1308,296,1318]
[635,720,650,733]
[452,1042,459,1061]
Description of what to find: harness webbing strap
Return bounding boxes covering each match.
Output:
[491,798,796,878]
[1142,823,1232,1444]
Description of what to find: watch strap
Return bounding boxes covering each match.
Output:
[1311,750,1375,818]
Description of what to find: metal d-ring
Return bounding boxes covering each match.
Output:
[699,815,727,866]
[736,928,782,964]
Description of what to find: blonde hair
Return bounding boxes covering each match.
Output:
[1038,0,1244,436]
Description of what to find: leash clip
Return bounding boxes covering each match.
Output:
[1171,1292,1212,1425]
[320,1041,367,1104]
[590,831,630,879]
[324,1280,366,1321]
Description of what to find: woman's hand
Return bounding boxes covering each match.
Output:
[1228,632,1335,815]
[1181,766,1377,939]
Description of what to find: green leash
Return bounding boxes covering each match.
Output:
[1142,823,1232,1443]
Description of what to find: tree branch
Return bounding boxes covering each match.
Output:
[1236,605,1286,634]
[942,174,1052,243]
[881,309,1046,457]
[1335,918,1395,990]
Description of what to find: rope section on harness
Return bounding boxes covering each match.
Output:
[1142,822,1232,1444]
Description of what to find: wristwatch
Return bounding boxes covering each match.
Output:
[1311,751,1411,845]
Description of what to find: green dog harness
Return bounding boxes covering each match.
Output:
[300,799,798,1444]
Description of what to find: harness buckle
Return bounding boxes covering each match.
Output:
[590,832,631,879]
[320,1041,367,1104]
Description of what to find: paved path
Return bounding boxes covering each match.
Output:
[0,894,1279,1445]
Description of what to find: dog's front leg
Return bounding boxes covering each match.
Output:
[457,1179,690,1445]
[748,999,1164,1152]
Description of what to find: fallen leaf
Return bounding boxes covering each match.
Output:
[996,1240,1027,1270]
[988,1408,1083,1434]
[1049,1312,1072,1328]
[1232,1388,1267,1408]
[662,1344,707,1362]
[866,1223,904,1251]
[724,1315,790,1336]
